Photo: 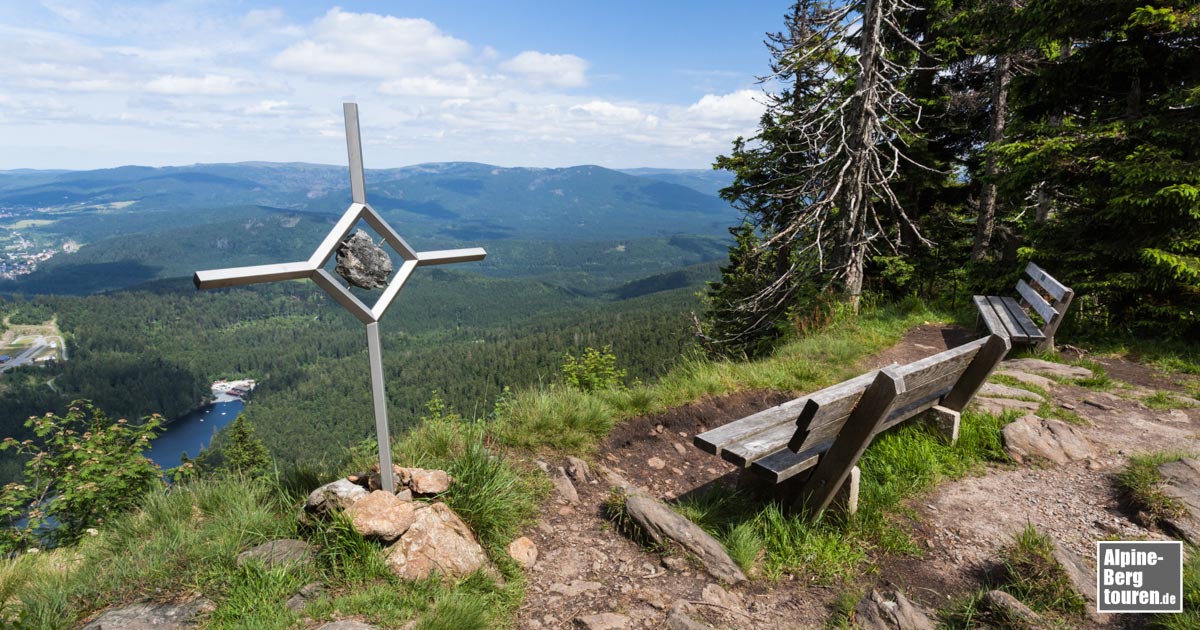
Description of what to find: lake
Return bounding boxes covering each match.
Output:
[144,393,244,469]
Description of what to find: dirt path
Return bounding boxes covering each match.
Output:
[515,327,1200,629]
[881,353,1200,628]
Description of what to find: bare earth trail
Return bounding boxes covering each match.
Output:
[515,325,1200,629]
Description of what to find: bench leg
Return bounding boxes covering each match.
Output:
[796,368,903,516]
[926,405,960,445]
[830,466,860,516]
[774,466,859,516]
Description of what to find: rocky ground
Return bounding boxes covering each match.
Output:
[517,325,1200,629]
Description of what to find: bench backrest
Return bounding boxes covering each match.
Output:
[1017,262,1072,327]
[788,333,1010,514]
[788,335,1001,453]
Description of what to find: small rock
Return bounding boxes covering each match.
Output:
[980,382,1045,402]
[236,539,315,569]
[1002,415,1093,465]
[654,424,665,434]
[625,494,745,584]
[854,589,935,630]
[1060,402,1077,410]
[550,580,604,597]
[305,478,369,516]
[566,456,592,482]
[316,622,380,630]
[1158,458,1200,544]
[1051,539,1107,622]
[1163,409,1190,424]
[1083,397,1116,411]
[972,396,1041,416]
[285,582,323,612]
[396,467,453,495]
[1002,358,1093,380]
[665,605,711,630]
[662,556,689,572]
[507,536,539,569]
[336,228,392,289]
[385,502,493,581]
[346,490,416,542]
[993,369,1056,390]
[673,443,688,455]
[575,612,629,630]
[554,467,579,504]
[82,598,216,630]
[632,588,671,610]
[982,590,1043,627]
[701,583,741,610]
[396,488,414,502]
[647,457,666,470]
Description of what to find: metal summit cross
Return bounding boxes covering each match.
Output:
[194,103,486,493]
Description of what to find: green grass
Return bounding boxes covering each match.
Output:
[493,298,943,455]
[3,476,298,627]
[0,404,543,628]
[1116,451,1192,524]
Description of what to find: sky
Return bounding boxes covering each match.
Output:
[0,1,790,171]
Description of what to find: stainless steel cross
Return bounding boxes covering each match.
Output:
[194,103,486,493]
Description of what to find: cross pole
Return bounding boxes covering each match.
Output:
[194,103,486,493]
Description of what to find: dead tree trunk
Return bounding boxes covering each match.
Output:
[841,0,882,313]
[970,53,1012,262]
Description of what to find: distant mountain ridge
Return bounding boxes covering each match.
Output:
[0,162,737,295]
[0,161,733,241]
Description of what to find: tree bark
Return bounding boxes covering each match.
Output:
[970,53,1012,261]
[842,0,882,313]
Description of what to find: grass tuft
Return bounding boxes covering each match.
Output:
[1000,524,1086,616]
[416,591,493,630]
[1144,391,1196,410]
[1116,451,1191,523]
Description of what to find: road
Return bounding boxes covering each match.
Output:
[0,335,66,373]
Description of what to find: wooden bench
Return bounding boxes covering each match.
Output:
[694,334,1010,516]
[973,263,1074,353]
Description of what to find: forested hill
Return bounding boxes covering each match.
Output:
[0,163,734,295]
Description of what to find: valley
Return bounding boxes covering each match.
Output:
[0,161,736,483]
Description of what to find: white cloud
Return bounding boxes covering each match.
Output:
[379,76,481,99]
[569,101,653,126]
[244,100,294,115]
[144,74,264,96]
[686,89,764,122]
[272,8,471,78]
[500,51,588,88]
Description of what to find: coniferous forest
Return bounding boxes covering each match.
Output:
[705,0,1199,355]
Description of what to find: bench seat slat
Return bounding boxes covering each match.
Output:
[693,397,809,456]
[986,296,1032,342]
[1016,279,1056,324]
[999,296,1046,341]
[973,295,1007,338]
[748,441,828,483]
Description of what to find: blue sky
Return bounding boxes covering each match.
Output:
[0,1,789,171]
